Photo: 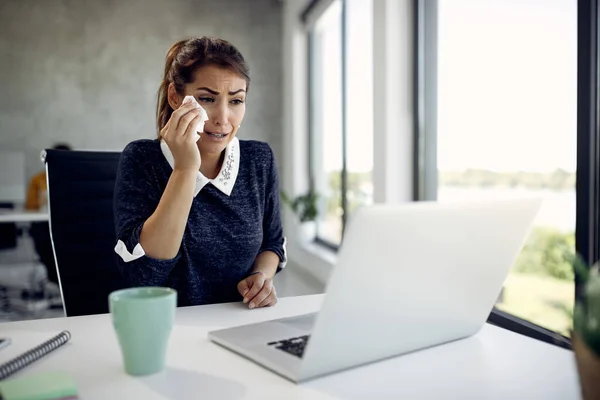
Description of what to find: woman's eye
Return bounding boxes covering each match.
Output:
[231,99,244,105]
[198,97,214,103]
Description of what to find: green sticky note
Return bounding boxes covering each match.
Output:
[0,371,77,400]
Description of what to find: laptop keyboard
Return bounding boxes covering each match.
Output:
[267,335,310,358]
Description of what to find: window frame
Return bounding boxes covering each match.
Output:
[576,0,600,299]
[414,0,600,348]
[306,0,348,250]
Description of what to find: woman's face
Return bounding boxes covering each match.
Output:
[184,65,247,155]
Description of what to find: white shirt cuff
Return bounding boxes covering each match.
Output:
[114,240,145,263]
[279,237,288,269]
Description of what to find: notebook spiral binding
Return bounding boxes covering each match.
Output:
[0,330,71,380]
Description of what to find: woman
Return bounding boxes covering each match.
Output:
[113,37,286,309]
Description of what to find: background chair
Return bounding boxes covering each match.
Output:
[44,149,127,317]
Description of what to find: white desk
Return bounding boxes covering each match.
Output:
[0,295,581,399]
[0,210,48,223]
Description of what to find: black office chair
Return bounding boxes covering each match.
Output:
[43,149,127,316]
[0,203,17,250]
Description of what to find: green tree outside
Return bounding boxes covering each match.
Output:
[320,169,576,281]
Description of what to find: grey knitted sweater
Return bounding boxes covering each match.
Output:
[113,138,286,306]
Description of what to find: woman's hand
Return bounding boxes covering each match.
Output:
[237,272,278,309]
[160,97,203,172]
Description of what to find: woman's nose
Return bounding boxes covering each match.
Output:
[210,104,229,128]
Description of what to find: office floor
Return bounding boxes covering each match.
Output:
[0,234,324,322]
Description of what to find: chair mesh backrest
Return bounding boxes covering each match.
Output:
[45,149,126,316]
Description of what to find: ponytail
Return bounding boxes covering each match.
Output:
[156,39,187,136]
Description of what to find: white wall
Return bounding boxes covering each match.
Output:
[281,0,415,285]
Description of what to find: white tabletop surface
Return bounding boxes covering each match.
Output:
[0,209,48,223]
[0,294,581,399]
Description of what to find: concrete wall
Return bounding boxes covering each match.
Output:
[0,0,283,184]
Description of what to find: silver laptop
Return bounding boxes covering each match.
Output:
[208,198,541,382]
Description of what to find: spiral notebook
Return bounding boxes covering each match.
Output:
[0,331,71,381]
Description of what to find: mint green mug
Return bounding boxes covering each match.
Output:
[109,287,177,376]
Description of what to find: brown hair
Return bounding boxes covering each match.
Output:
[156,37,250,135]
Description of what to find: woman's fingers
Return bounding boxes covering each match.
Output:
[236,273,279,309]
[160,97,203,172]
[170,102,200,134]
[243,274,266,304]
[257,286,277,308]
[176,108,201,137]
[183,113,204,142]
[249,280,273,309]
[237,279,250,298]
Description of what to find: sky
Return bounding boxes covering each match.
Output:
[437,0,577,173]
[317,0,577,174]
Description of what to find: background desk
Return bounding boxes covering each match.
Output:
[0,294,580,399]
[0,210,48,223]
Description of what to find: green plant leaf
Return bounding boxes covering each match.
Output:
[280,190,320,222]
[573,258,600,357]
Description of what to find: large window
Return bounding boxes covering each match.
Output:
[417,0,599,343]
[308,0,374,248]
[439,0,576,336]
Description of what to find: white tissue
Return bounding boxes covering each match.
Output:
[183,95,209,141]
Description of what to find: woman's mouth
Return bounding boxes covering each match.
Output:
[204,131,230,140]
